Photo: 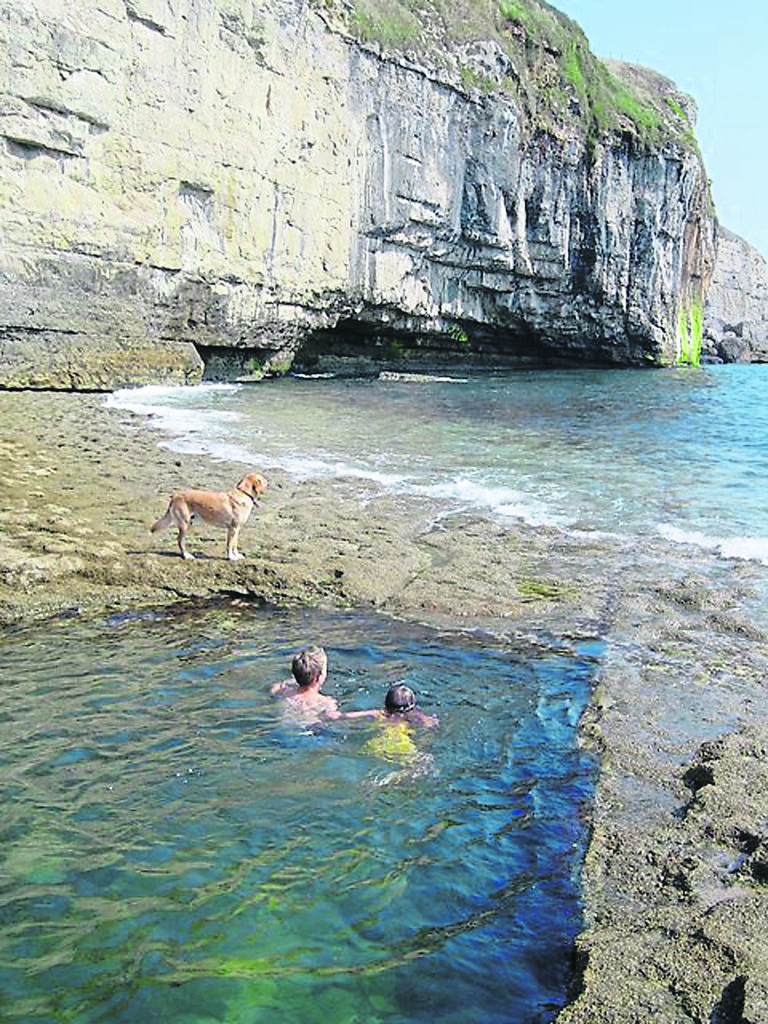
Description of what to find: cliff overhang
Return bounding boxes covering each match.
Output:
[0,0,717,389]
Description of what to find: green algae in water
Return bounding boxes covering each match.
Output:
[0,606,598,1023]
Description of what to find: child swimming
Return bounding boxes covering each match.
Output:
[346,684,439,763]
[382,683,439,728]
[344,683,439,727]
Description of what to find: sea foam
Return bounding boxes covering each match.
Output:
[657,524,768,565]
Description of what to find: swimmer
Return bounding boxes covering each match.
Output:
[271,646,340,723]
[383,683,439,728]
[345,683,439,728]
[348,684,438,780]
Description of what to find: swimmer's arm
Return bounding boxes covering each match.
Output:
[339,709,384,719]
[270,678,294,695]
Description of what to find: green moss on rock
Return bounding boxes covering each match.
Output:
[518,576,573,602]
[677,297,704,366]
[343,0,696,152]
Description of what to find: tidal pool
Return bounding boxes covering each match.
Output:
[0,604,599,1023]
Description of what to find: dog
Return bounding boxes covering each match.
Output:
[151,472,267,560]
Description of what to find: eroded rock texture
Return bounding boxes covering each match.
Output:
[704,228,768,363]
[0,0,717,387]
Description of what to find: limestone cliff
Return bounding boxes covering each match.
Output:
[703,227,768,363]
[0,0,717,388]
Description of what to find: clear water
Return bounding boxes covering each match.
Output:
[0,605,598,1024]
[109,364,768,564]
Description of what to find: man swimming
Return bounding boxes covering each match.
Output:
[271,646,340,724]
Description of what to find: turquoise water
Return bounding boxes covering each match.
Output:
[110,364,768,564]
[0,605,598,1023]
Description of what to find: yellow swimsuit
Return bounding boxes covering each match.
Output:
[363,721,418,761]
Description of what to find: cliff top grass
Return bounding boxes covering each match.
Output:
[322,0,698,151]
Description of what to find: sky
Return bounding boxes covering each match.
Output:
[549,0,768,259]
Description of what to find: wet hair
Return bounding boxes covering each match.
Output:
[384,684,416,714]
[291,646,328,688]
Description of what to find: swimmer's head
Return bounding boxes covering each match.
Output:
[384,684,416,715]
[291,646,328,688]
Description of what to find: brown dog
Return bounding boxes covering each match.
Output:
[151,472,267,560]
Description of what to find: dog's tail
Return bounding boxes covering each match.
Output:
[151,505,173,533]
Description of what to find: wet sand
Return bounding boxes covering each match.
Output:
[2,389,768,1021]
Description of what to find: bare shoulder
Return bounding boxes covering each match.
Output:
[318,693,341,718]
[412,709,439,728]
[281,690,340,724]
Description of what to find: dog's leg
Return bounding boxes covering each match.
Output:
[177,515,195,560]
[226,524,244,561]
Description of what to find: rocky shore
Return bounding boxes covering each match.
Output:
[2,389,767,1021]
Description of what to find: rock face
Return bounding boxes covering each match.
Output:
[0,0,717,388]
[703,227,768,363]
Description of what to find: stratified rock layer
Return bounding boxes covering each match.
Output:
[0,0,716,388]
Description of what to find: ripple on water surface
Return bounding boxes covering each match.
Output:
[0,605,599,1023]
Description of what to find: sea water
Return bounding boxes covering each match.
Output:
[0,606,598,1023]
[109,364,768,566]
